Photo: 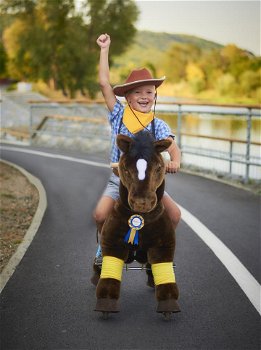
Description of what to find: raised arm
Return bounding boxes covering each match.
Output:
[96,34,117,112]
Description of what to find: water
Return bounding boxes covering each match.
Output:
[158,110,260,180]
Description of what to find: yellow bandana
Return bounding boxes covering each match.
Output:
[122,106,154,134]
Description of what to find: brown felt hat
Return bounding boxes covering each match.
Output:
[113,68,165,97]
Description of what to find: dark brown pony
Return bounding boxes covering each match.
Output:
[94,131,180,317]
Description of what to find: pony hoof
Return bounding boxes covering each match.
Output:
[95,298,120,313]
[157,299,181,313]
[163,312,172,321]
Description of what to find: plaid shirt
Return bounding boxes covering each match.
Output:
[109,100,175,163]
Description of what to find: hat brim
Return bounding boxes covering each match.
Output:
[113,77,165,97]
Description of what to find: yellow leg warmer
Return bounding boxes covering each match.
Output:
[151,262,176,285]
[100,256,124,281]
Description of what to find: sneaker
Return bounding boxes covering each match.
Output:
[94,244,103,266]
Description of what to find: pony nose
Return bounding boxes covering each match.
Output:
[129,196,157,213]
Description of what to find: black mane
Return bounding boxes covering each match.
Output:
[129,131,155,162]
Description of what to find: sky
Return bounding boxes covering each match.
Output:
[75,0,260,56]
[134,0,260,55]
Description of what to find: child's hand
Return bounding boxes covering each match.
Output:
[166,161,180,174]
[96,33,111,49]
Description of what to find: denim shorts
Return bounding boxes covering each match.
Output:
[102,173,169,201]
[102,173,121,201]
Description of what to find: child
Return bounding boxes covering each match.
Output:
[92,33,181,283]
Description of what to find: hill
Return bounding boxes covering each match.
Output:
[112,30,223,74]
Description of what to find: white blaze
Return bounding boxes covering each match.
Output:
[136,159,147,180]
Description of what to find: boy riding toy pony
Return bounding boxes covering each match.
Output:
[94,131,180,319]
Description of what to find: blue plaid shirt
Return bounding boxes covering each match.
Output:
[109,100,175,162]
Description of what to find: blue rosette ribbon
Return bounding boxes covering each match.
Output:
[124,214,145,245]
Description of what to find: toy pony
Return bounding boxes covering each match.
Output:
[94,131,180,318]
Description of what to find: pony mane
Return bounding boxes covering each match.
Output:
[129,131,155,162]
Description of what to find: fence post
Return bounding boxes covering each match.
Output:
[177,104,182,148]
[29,105,33,146]
[229,140,233,174]
[245,108,252,183]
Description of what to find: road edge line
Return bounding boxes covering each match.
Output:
[179,204,261,316]
[0,160,47,294]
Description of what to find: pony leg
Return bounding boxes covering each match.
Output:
[146,263,155,288]
[95,256,124,313]
[151,261,180,313]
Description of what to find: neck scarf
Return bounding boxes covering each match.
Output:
[122,106,154,134]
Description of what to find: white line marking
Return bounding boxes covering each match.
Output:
[1,145,260,314]
[0,146,109,168]
[0,160,47,294]
[179,205,261,315]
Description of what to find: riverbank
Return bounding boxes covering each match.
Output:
[0,161,39,272]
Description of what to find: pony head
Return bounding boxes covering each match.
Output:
[117,131,171,212]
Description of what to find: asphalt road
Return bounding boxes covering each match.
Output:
[0,144,260,350]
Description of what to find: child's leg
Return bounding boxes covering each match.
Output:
[93,195,115,233]
[91,196,116,286]
[162,194,181,230]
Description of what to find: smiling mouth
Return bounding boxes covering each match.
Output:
[138,102,149,107]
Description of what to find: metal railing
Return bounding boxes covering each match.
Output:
[28,101,261,182]
[1,99,260,182]
[169,102,260,182]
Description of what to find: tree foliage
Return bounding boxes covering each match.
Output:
[163,41,261,101]
[164,43,202,82]
[0,41,8,77]
[1,0,139,97]
[1,1,259,102]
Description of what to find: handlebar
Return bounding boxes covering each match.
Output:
[110,161,176,174]
[110,153,170,170]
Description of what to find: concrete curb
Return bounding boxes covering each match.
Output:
[0,160,47,293]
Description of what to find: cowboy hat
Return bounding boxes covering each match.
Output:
[113,68,165,97]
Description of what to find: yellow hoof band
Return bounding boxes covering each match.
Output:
[100,256,124,281]
[151,262,176,285]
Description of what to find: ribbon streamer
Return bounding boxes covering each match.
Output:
[124,228,139,245]
[124,215,144,246]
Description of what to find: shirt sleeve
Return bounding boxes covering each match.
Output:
[154,118,175,140]
[108,100,124,133]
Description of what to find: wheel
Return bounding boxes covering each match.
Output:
[162,312,172,321]
[102,312,109,320]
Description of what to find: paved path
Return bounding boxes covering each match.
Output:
[0,145,260,350]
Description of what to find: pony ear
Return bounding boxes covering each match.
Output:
[117,134,133,153]
[154,139,172,153]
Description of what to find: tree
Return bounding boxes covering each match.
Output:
[220,45,251,78]
[215,73,237,96]
[0,41,8,77]
[186,62,205,93]
[1,0,139,97]
[83,0,139,56]
[239,70,261,97]
[163,43,201,82]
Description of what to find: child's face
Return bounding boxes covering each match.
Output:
[126,85,156,113]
